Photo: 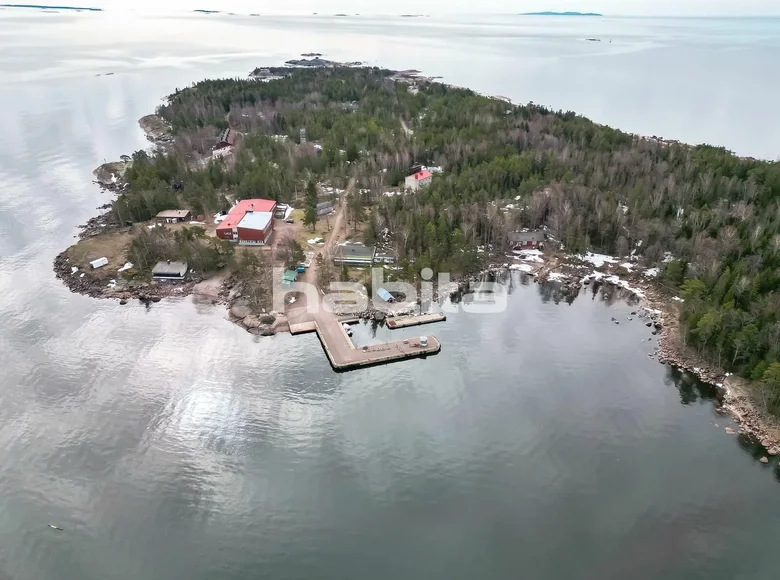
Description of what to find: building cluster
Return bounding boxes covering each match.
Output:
[216,198,277,245]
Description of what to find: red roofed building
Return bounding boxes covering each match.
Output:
[404,170,433,191]
[216,198,277,245]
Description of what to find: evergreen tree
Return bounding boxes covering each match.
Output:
[303,180,318,232]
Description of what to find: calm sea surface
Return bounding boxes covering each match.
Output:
[1,11,780,580]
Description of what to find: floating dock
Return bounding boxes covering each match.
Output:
[385,312,446,329]
[290,313,440,371]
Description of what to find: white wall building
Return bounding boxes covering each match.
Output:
[404,170,433,191]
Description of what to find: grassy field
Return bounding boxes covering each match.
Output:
[65,230,133,277]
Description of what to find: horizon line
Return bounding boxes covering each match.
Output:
[2,5,780,18]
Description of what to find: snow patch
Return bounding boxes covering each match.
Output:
[643,267,659,277]
[510,263,534,273]
[578,252,618,268]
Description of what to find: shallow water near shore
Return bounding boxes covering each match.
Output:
[2,11,780,580]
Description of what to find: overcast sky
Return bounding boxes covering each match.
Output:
[65,1,780,17]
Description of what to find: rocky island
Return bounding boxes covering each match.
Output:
[56,62,780,444]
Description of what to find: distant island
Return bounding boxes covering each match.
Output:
[0,3,102,9]
[522,11,603,16]
[193,9,220,14]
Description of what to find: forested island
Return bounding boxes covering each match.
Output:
[56,65,780,434]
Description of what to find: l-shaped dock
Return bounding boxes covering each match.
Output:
[289,313,441,371]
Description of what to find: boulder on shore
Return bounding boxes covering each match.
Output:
[760,457,769,464]
[249,324,275,336]
[230,300,252,319]
[242,315,261,329]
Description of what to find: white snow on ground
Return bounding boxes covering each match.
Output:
[584,271,605,282]
[662,252,676,263]
[578,252,617,268]
[672,296,685,302]
[582,271,646,299]
[605,275,646,298]
[307,237,324,245]
[510,263,534,273]
[619,262,634,270]
[547,272,568,281]
[643,267,659,277]
[284,205,294,219]
[513,248,544,263]
[117,262,134,273]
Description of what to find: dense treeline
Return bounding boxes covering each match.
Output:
[109,66,778,385]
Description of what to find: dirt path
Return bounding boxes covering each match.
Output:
[295,176,355,297]
[400,117,413,137]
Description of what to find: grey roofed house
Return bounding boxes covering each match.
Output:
[316,201,334,216]
[155,209,191,223]
[508,230,546,248]
[333,242,375,266]
[152,260,188,280]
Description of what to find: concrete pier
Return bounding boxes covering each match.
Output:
[386,312,446,329]
[290,313,440,371]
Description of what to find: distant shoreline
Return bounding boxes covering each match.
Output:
[0,3,102,10]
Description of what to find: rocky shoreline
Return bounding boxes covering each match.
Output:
[53,250,200,304]
[648,288,780,458]
[473,252,780,461]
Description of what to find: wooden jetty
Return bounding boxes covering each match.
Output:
[385,312,446,329]
[290,313,440,371]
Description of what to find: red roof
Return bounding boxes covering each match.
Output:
[413,170,432,180]
[216,198,277,230]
